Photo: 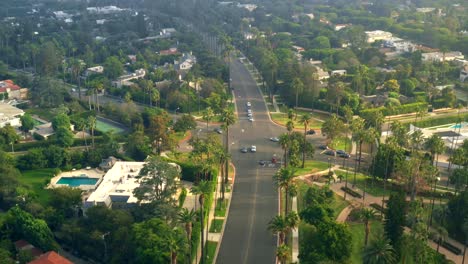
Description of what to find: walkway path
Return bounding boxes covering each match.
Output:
[295,167,466,264]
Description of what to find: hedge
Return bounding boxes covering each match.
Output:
[404,113,468,128]
[341,186,362,198]
[360,102,428,117]
[430,239,463,255]
[7,137,104,152]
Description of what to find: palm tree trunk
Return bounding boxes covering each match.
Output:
[365,222,370,246]
[200,200,205,264]
[285,187,288,215]
[225,128,229,184]
[221,162,225,200]
[302,125,307,168]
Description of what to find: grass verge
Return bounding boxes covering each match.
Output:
[214,199,227,217]
[204,241,218,264]
[209,219,224,233]
[294,160,329,176]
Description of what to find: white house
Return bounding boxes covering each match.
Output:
[365,30,393,43]
[112,69,146,88]
[331,70,347,76]
[86,6,126,14]
[85,66,104,76]
[422,51,465,62]
[160,28,176,37]
[84,161,180,209]
[175,53,197,71]
[0,102,24,128]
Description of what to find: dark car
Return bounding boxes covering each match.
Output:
[319,145,329,150]
[339,153,351,158]
[324,150,336,156]
[306,129,316,135]
[240,147,248,153]
[336,150,346,155]
[214,128,223,134]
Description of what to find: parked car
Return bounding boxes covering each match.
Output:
[336,150,346,155]
[247,113,253,117]
[214,128,223,134]
[306,129,316,135]
[338,153,351,158]
[240,147,248,153]
[247,109,252,114]
[246,102,251,107]
[259,160,266,166]
[250,145,257,152]
[324,150,336,156]
[248,117,254,122]
[270,137,279,142]
[319,145,329,150]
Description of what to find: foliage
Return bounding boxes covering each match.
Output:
[173,114,197,133]
[384,192,406,257]
[362,236,397,264]
[446,190,468,242]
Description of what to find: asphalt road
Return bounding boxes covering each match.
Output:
[216,58,285,263]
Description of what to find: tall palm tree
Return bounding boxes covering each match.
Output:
[267,212,298,245]
[273,167,296,215]
[300,113,312,168]
[190,180,212,264]
[221,108,236,185]
[177,208,197,261]
[292,78,304,109]
[363,236,397,264]
[88,115,96,148]
[360,208,377,246]
[279,133,290,168]
[75,118,88,150]
[202,107,214,133]
[424,134,445,167]
[276,244,290,264]
[167,227,187,264]
[351,117,366,187]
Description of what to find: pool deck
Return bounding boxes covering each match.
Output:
[49,168,104,191]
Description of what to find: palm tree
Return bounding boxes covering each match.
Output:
[300,113,312,168]
[425,134,445,167]
[167,227,187,264]
[360,208,377,246]
[363,236,397,264]
[351,117,366,187]
[202,107,214,133]
[292,78,304,109]
[75,118,88,150]
[279,133,290,168]
[190,180,212,264]
[87,116,96,148]
[221,108,236,185]
[273,167,296,215]
[177,208,197,261]
[267,212,299,245]
[433,226,448,253]
[276,244,290,264]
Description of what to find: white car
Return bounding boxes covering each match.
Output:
[270,137,279,142]
[250,145,257,152]
[247,109,252,114]
[248,117,254,122]
[247,113,253,117]
[246,102,251,107]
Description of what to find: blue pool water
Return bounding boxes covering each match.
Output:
[450,124,462,129]
[57,177,98,187]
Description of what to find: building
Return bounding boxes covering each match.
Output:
[331,70,347,76]
[0,80,28,100]
[33,122,74,140]
[85,66,104,76]
[237,3,257,12]
[461,65,468,82]
[15,240,43,259]
[87,6,127,14]
[84,161,180,209]
[421,51,465,62]
[112,69,146,88]
[365,30,393,43]
[174,53,197,71]
[160,28,176,37]
[28,251,73,264]
[159,47,179,56]
[334,24,351,31]
[314,66,330,80]
[0,102,24,127]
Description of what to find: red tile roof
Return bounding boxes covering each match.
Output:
[28,251,73,264]
[0,79,21,93]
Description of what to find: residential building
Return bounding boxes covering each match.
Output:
[237,3,257,12]
[334,24,351,31]
[28,251,73,264]
[461,65,468,82]
[159,47,179,56]
[314,66,330,80]
[0,80,28,100]
[421,51,465,62]
[160,28,176,37]
[365,30,393,43]
[174,53,197,71]
[87,6,127,14]
[33,122,75,140]
[331,70,347,76]
[84,161,180,209]
[0,102,24,127]
[85,66,104,76]
[112,69,146,88]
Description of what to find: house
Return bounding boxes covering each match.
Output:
[112,69,146,88]
[421,51,465,62]
[383,37,416,53]
[237,3,257,12]
[243,32,254,40]
[0,80,28,100]
[14,240,43,259]
[28,251,73,264]
[86,6,126,14]
[33,122,75,140]
[159,47,179,56]
[416,7,436,13]
[84,161,181,209]
[461,65,468,82]
[365,30,393,43]
[0,102,24,127]
[314,66,329,80]
[334,24,351,31]
[174,53,197,71]
[128,55,137,64]
[331,70,347,76]
[160,28,176,37]
[85,66,104,76]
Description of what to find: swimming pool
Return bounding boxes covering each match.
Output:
[450,122,467,129]
[56,177,98,187]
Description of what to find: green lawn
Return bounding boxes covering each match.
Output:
[209,219,224,233]
[204,241,218,264]
[20,168,56,205]
[294,160,329,176]
[25,108,56,121]
[330,195,350,218]
[214,199,227,217]
[337,170,395,197]
[270,113,324,129]
[348,221,384,264]
[330,136,352,152]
